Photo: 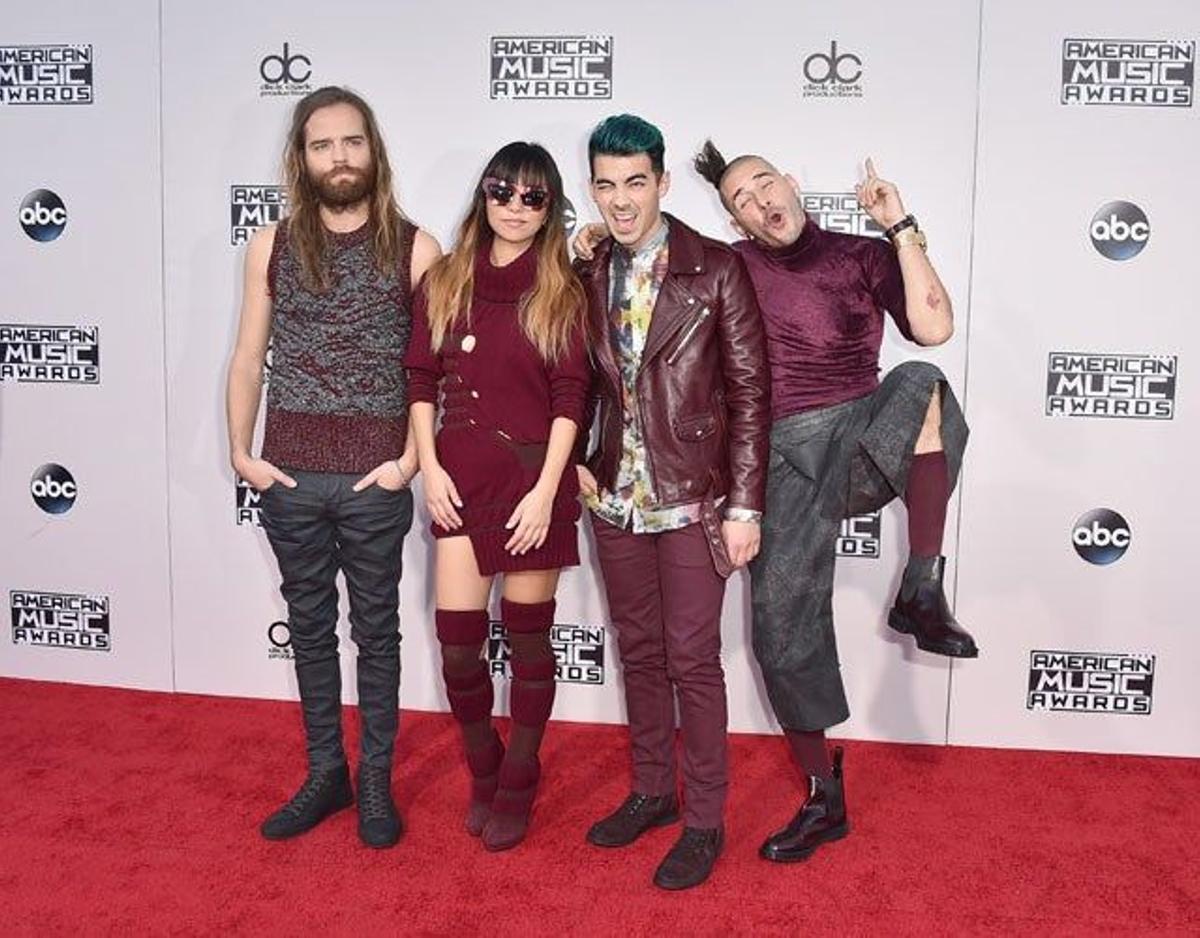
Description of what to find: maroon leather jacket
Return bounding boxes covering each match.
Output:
[576,214,770,513]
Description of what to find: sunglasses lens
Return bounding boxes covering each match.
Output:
[522,190,548,209]
[485,183,514,204]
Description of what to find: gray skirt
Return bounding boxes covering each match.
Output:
[748,360,968,731]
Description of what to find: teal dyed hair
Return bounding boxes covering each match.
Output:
[587,113,665,177]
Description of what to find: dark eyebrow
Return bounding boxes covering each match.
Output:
[731,171,773,204]
[597,171,652,185]
[307,136,331,146]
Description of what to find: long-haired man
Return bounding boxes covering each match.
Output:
[225,86,440,848]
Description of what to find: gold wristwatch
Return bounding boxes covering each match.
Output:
[893,227,927,252]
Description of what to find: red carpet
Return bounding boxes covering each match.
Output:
[0,678,1195,936]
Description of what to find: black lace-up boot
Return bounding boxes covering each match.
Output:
[356,764,402,848]
[260,764,353,840]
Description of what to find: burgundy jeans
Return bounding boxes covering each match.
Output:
[591,517,729,828]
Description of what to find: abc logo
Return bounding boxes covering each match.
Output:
[267,620,292,647]
[1089,201,1149,261]
[260,42,311,85]
[803,41,863,85]
[19,189,68,242]
[1072,508,1131,565]
[562,196,577,236]
[30,463,78,515]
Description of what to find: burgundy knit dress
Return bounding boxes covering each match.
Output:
[404,240,590,575]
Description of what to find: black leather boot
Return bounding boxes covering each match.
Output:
[260,764,353,840]
[357,764,403,848]
[888,555,979,657]
[586,792,680,847]
[653,826,724,890]
[759,747,849,862]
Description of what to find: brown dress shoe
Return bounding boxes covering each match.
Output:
[586,792,680,847]
[653,826,724,890]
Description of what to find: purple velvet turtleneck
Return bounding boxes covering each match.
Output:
[733,214,912,421]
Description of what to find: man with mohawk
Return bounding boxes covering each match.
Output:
[691,142,975,864]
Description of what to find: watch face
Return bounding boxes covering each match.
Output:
[894,229,926,249]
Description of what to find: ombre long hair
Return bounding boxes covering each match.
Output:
[282,85,406,292]
[422,142,586,363]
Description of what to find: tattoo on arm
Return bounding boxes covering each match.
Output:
[926,290,942,310]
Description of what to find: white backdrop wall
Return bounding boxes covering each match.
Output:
[1,0,175,691]
[3,0,1196,757]
[951,1,1200,756]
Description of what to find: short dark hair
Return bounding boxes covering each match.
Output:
[588,113,665,177]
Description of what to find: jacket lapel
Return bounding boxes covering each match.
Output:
[639,215,706,369]
[580,242,621,393]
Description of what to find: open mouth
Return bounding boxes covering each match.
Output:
[766,208,786,229]
[611,212,637,233]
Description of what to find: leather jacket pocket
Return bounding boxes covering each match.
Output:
[674,412,717,442]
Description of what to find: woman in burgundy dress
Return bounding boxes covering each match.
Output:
[404,142,589,851]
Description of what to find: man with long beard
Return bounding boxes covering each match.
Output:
[692,142,975,864]
[225,86,439,848]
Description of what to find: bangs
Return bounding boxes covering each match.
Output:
[483,142,559,194]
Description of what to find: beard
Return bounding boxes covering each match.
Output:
[312,165,373,209]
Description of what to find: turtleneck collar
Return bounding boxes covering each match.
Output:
[474,236,538,303]
[758,211,821,266]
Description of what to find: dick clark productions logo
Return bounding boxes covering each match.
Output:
[802,41,863,98]
[259,42,312,97]
[1072,509,1130,565]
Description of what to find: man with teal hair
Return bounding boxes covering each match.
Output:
[573,114,770,890]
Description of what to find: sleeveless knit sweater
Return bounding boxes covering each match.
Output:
[263,216,416,473]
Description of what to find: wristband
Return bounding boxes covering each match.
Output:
[884,214,917,240]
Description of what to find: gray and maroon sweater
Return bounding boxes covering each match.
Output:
[262,217,416,474]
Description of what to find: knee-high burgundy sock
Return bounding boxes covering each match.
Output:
[503,599,557,767]
[785,729,833,780]
[436,609,495,753]
[904,451,950,559]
